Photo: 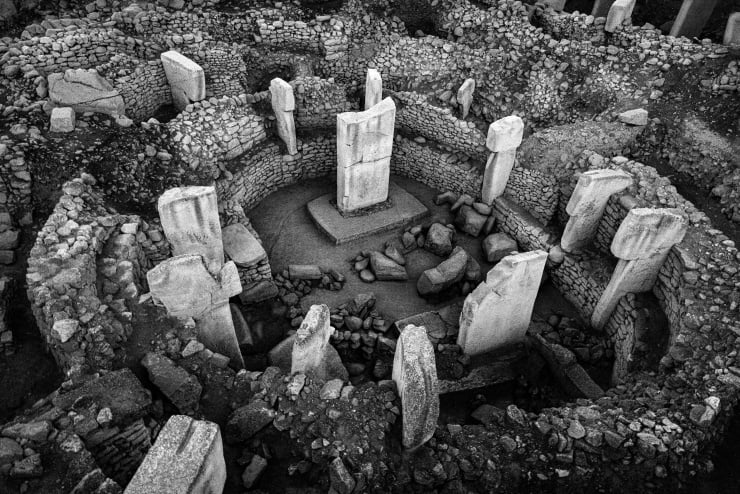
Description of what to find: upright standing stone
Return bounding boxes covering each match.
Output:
[292,304,333,378]
[457,250,548,355]
[669,0,718,39]
[724,12,740,46]
[592,0,616,17]
[605,0,635,32]
[125,415,226,494]
[457,78,475,119]
[364,69,382,110]
[160,51,206,111]
[561,169,632,252]
[270,78,298,155]
[158,186,224,276]
[591,208,688,330]
[481,115,524,205]
[392,324,439,450]
[147,255,244,368]
[337,97,396,213]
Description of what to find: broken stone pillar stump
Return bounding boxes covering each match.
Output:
[158,186,224,276]
[292,304,336,379]
[561,169,632,253]
[456,78,475,119]
[605,0,636,32]
[160,51,206,111]
[125,415,225,494]
[392,324,439,450]
[50,107,75,132]
[457,250,548,355]
[669,0,718,39]
[591,208,688,330]
[337,97,396,213]
[147,254,244,368]
[364,68,382,110]
[270,78,298,155]
[481,115,524,205]
[724,12,740,46]
[592,0,616,17]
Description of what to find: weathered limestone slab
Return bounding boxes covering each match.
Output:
[591,208,687,329]
[618,108,648,126]
[270,78,298,155]
[456,78,475,119]
[542,0,566,11]
[724,12,740,46]
[482,115,524,205]
[592,0,615,17]
[222,223,266,267]
[125,415,225,494]
[605,0,636,32]
[48,69,125,115]
[336,97,396,213]
[364,69,382,110]
[147,255,244,368]
[160,51,206,111]
[669,0,718,39]
[392,324,439,450]
[457,250,547,355]
[50,107,75,132]
[158,186,224,275]
[417,246,469,296]
[561,169,632,252]
[292,304,335,378]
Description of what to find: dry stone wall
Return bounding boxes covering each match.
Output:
[98,54,172,121]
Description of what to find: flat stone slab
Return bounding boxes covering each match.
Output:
[438,360,518,394]
[223,223,266,266]
[308,182,428,245]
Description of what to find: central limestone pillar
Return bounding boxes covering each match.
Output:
[336,97,396,213]
[364,69,382,110]
[481,115,524,205]
[270,78,298,155]
[591,208,688,330]
[457,250,548,355]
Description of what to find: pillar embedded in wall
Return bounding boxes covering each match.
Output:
[481,115,524,205]
[604,0,636,33]
[724,12,740,46]
[561,169,633,253]
[669,0,718,39]
[364,68,382,110]
[456,78,475,119]
[160,51,206,111]
[591,208,688,330]
[270,78,298,155]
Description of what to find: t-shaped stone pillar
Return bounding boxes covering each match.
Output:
[147,255,244,368]
[337,97,396,213]
[457,250,548,355]
[561,169,632,253]
[292,304,333,378]
[364,68,382,110]
[270,78,298,155]
[125,415,226,494]
[481,115,524,205]
[158,186,224,276]
[605,0,636,32]
[392,324,439,451]
[457,78,475,119]
[160,51,206,111]
[591,208,688,330]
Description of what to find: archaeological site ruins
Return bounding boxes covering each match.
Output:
[1,0,740,492]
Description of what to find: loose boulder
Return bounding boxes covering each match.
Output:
[482,232,518,263]
[417,246,469,295]
[48,69,125,115]
[424,223,454,256]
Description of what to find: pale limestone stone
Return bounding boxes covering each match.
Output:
[669,0,718,39]
[592,0,616,17]
[605,0,635,32]
[50,107,75,132]
[160,51,206,110]
[482,115,524,205]
[222,223,266,267]
[456,78,475,119]
[618,108,648,126]
[364,69,382,110]
[124,415,226,494]
[48,69,124,115]
[591,208,687,329]
[542,0,566,11]
[336,97,396,213]
[392,324,438,450]
[270,78,297,155]
[457,250,548,355]
[292,304,335,378]
[158,186,224,276]
[724,12,740,46]
[561,169,632,252]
